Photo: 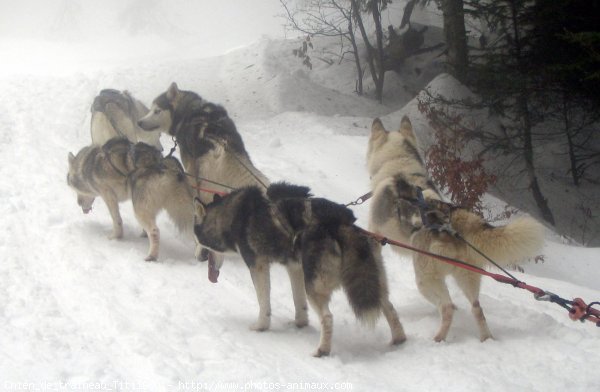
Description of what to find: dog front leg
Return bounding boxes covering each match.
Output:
[249,261,271,331]
[103,193,123,239]
[286,262,308,328]
[471,300,493,342]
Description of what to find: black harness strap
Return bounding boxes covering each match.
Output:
[103,145,130,178]
[414,186,521,282]
[166,136,178,158]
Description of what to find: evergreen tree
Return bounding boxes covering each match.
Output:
[529,0,600,186]
[531,0,600,104]
[460,0,555,225]
[440,0,468,82]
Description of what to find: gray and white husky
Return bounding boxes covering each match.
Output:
[67,138,194,261]
[367,116,543,342]
[137,82,269,202]
[91,89,162,150]
[193,183,406,356]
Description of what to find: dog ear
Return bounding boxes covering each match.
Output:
[68,152,75,165]
[167,82,180,102]
[212,194,223,204]
[371,118,388,135]
[193,197,206,217]
[399,115,417,144]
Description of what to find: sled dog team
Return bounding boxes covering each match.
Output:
[67,83,544,356]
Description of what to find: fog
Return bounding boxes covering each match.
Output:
[0,0,285,74]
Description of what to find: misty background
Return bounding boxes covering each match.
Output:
[0,0,286,74]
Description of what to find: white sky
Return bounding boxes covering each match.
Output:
[0,0,442,75]
[0,0,286,74]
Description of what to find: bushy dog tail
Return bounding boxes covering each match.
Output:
[339,226,382,326]
[311,198,357,226]
[163,158,195,235]
[453,210,544,267]
[165,193,195,235]
[267,181,312,201]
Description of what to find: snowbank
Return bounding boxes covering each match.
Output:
[0,8,598,391]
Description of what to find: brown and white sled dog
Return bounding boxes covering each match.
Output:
[367,116,543,342]
[193,183,406,356]
[137,82,269,202]
[91,89,162,150]
[137,82,277,284]
[67,138,194,261]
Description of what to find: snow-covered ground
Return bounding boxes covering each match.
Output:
[1,2,599,391]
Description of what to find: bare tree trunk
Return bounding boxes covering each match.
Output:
[519,94,556,225]
[351,0,380,99]
[348,16,363,94]
[562,92,580,186]
[281,0,365,95]
[441,0,468,82]
[565,128,579,186]
[370,0,386,103]
[400,0,417,29]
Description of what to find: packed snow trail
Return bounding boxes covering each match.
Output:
[0,39,598,391]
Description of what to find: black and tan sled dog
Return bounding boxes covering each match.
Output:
[193,182,406,356]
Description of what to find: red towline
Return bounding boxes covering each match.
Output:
[359,228,600,327]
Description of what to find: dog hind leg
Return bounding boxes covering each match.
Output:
[381,298,407,345]
[376,251,406,345]
[134,207,160,262]
[435,303,454,343]
[414,261,454,342]
[454,271,493,341]
[286,262,309,328]
[249,260,271,331]
[307,288,334,357]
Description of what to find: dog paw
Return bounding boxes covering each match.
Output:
[480,334,493,342]
[109,232,123,240]
[295,313,309,328]
[144,255,158,262]
[433,335,446,343]
[195,246,209,262]
[391,335,407,345]
[313,348,330,358]
[295,319,309,328]
[250,319,270,332]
